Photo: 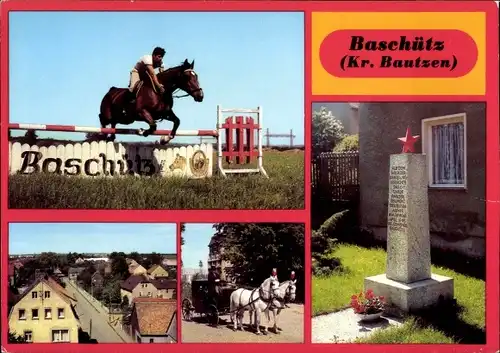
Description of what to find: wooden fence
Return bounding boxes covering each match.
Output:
[311,151,360,205]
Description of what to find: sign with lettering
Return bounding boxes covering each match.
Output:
[387,165,408,233]
[9,141,213,179]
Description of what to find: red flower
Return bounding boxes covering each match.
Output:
[349,289,385,314]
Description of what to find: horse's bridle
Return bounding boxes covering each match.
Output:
[171,69,203,98]
[274,281,295,308]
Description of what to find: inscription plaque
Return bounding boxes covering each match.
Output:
[388,165,408,232]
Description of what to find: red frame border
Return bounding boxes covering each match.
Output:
[1,1,498,353]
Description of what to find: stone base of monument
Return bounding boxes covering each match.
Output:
[365,273,454,314]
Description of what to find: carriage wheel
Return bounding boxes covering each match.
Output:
[182,299,193,321]
[207,304,219,327]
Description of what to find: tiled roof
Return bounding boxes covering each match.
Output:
[46,277,77,303]
[120,275,149,292]
[132,298,176,336]
[151,278,176,290]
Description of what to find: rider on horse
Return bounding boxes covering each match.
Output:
[128,47,166,103]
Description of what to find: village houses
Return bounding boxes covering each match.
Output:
[9,276,80,343]
[128,298,177,343]
[91,271,104,292]
[120,274,176,305]
[68,267,85,282]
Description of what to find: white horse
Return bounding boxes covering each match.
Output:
[229,277,280,335]
[249,278,297,334]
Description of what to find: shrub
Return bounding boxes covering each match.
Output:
[334,134,359,152]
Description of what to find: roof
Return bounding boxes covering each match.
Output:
[121,275,149,292]
[68,267,85,274]
[151,278,176,290]
[132,298,176,336]
[121,275,176,292]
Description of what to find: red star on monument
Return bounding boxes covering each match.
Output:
[398,127,420,153]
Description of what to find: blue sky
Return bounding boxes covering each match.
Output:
[9,223,177,254]
[9,11,304,145]
[181,223,215,269]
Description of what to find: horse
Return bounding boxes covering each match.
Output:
[256,278,297,334]
[229,277,280,335]
[98,59,203,143]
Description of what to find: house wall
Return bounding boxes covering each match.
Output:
[131,266,147,276]
[132,283,158,298]
[124,283,175,301]
[150,267,169,278]
[8,282,80,343]
[359,102,486,258]
[120,289,132,305]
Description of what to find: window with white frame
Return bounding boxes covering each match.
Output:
[18,309,26,320]
[52,329,70,342]
[421,113,466,188]
[24,330,33,343]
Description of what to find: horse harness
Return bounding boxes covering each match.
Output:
[231,280,278,315]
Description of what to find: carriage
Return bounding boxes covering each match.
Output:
[182,279,238,326]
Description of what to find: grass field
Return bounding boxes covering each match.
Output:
[313,244,485,344]
[9,149,304,209]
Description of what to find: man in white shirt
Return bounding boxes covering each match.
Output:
[128,47,166,101]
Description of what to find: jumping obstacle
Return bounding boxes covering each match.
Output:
[8,106,268,179]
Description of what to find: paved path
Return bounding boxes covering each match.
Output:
[312,308,403,343]
[182,303,304,343]
[64,279,129,343]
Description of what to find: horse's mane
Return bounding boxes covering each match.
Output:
[159,60,194,76]
[161,63,185,74]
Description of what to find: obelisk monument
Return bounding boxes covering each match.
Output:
[364,127,454,313]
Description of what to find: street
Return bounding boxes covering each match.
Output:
[182,303,304,343]
[63,278,128,343]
